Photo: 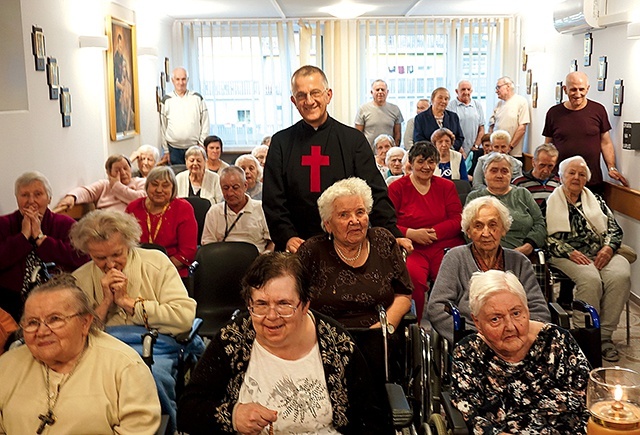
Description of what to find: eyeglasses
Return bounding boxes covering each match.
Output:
[21,313,81,333]
[495,83,508,90]
[248,301,301,318]
[293,89,327,102]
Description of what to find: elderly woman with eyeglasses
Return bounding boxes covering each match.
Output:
[178,252,384,435]
[0,274,161,434]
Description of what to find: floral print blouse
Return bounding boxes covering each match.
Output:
[547,192,623,258]
[451,324,591,434]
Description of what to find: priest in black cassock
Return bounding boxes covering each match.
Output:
[263,65,412,253]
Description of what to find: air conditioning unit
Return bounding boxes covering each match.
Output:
[553,0,603,34]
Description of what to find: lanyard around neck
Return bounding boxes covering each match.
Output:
[223,202,244,241]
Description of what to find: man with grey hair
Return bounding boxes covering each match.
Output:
[542,71,628,194]
[355,79,404,148]
[160,67,210,165]
[201,166,274,253]
[513,143,561,216]
[447,80,485,158]
[263,65,409,253]
[489,76,530,160]
[403,98,429,151]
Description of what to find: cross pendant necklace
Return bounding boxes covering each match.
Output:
[37,409,56,434]
[37,347,86,434]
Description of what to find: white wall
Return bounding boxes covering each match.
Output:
[518,2,640,294]
[0,0,171,213]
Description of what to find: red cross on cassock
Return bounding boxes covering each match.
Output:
[301,145,330,192]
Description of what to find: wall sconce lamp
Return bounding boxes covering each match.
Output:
[78,35,109,50]
[627,22,640,39]
[138,47,159,57]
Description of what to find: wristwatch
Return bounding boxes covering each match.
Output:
[36,232,45,240]
[609,166,618,172]
[387,324,395,334]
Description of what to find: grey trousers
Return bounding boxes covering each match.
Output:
[550,254,630,341]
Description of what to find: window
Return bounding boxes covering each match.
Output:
[176,18,506,150]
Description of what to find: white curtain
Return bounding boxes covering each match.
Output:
[174,16,511,148]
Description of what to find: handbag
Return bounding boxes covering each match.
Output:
[617,244,637,264]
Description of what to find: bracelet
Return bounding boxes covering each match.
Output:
[134,297,150,330]
[609,166,618,172]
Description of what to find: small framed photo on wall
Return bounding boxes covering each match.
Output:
[31,26,46,71]
[598,56,608,91]
[59,87,71,127]
[46,57,59,100]
[555,81,563,105]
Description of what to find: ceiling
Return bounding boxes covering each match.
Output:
[150,0,539,20]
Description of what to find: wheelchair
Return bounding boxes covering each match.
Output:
[426,299,602,434]
[346,304,437,435]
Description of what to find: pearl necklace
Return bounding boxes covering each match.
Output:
[334,241,363,262]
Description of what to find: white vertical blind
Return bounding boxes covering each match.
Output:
[174,16,510,149]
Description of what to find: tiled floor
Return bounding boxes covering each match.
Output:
[611,298,640,370]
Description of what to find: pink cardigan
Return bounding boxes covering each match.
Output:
[68,178,146,212]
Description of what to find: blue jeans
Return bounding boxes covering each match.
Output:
[168,146,187,165]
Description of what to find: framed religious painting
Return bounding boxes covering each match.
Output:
[106,15,140,141]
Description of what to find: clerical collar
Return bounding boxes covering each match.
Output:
[303,114,331,132]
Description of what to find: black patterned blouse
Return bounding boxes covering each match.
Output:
[177,311,386,434]
[547,192,623,258]
[297,227,413,328]
[451,324,591,434]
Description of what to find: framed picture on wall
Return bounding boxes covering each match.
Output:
[31,26,46,71]
[60,87,71,127]
[106,15,140,141]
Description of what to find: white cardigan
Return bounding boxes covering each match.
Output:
[175,169,223,204]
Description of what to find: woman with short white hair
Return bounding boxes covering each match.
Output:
[547,155,630,362]
[0,172,88,320]
[235,154,263,200]
[130,144,159,178]
[175,145,223,204]
[451,269,590,433]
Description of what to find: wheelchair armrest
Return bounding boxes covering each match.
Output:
[441,390,470,435]
[174,318,204,343]
[401,299,418,325]
[549,302,571,329]
[573,300,600,329]
[385,383,413,429]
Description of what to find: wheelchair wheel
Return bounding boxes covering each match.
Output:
[428,413,448,435]
[406,324,429,429]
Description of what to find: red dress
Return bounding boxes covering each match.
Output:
[125,198,197,277]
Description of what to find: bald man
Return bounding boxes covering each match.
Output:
[160,67,210,165]
[542,71,628,192]
[447,80,485,157]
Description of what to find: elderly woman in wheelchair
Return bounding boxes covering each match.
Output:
[451,270,591,434]
[0,274,161,434]
[69,209,199,432]
[178,252,384,434]
[427,196,550,343]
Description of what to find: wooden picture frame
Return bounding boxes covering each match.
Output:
[106,16,139,141]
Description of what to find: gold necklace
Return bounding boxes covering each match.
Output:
[334,241,363,262]
[37,348,86,434]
